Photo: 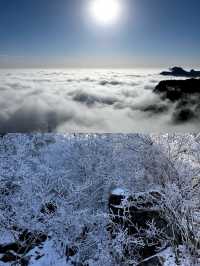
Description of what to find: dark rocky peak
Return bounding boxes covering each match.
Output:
[154,78,200,101]
[160,66,200,77]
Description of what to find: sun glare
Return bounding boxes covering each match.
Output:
[89,0,121,26]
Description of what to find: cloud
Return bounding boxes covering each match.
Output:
[171,98,200,123]
[0,69,199,133]
[69,89,119,106]
[0,102,72,132]
[99,80,124,86]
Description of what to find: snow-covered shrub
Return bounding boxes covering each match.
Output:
[0,133,199,265]
[152,134,200,264]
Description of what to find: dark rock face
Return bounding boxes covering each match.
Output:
[154,79,200,101]
[154,78,200,122]
[160,67,200,78]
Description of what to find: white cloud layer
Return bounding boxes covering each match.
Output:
[0,69,199,133]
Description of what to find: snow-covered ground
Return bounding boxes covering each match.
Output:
[0,134,199,265]
[0,68,199,132]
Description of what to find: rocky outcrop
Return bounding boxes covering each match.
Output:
[154,78,200,102]
[108,189,179,264]
[154,78,200,122]
[160,67,200,77]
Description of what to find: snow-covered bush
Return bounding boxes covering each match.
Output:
[152,134,200,264]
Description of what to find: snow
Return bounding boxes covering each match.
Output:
[0,231,15,245]
[0,261,8,266]
[111,188,129,196]
[28,240,67,266]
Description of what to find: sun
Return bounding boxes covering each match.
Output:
[89,0,121,26]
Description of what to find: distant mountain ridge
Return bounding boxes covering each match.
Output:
[160,66,200,77]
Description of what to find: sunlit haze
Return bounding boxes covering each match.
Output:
[89,0,122,26]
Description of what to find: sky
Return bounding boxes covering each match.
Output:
[0,0,200,68]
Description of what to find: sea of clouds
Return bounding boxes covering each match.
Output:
[0,68,199,133]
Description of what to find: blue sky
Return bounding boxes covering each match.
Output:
[0,0,200,68]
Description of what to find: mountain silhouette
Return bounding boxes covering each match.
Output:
[160,67,200,77]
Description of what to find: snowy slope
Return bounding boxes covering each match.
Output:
[0,134,199,265]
